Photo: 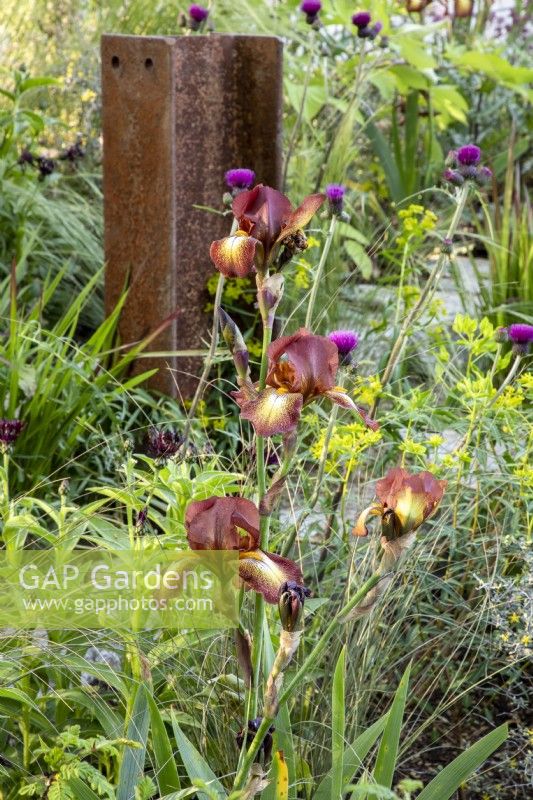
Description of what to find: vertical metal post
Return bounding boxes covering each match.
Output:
[102,33,283,396]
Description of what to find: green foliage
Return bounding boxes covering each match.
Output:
[0,3,531,799]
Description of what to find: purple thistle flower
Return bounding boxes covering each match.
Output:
[300,0,321,15]
[0,419,24,448]
[352,11,372,28]
[456,144,481,166]
[507,324,533,345]
[225,168,255,190]
[189,4,209,22]
[326,183,346,215]
[328,329,359,364]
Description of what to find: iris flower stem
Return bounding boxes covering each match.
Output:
[372,184,470,417]
[305,215,337,330]
[486,353,522,409]
[246,318,274,721]
[232,572,381,791]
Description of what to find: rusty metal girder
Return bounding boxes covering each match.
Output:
[102,33,283,397]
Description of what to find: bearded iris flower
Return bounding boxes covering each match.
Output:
[233,328,376,437]
[354,467,447,542]
[185,496,303,604]
[210,185,325,278]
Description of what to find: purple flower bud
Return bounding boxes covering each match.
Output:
[18,148,35,166]
[328,329,359,364]
[507,324,533,345]
[59,141,85,162]
[189,4,209,22]
[456,144,481,166]
[352,11,372,28]
[326,183,346,215]
[495,327,509,344]
[0,419,24,448]
[443,168,464,186]
[369,21,383,38]
[279,581,311,632]
[459,165,479,180]
[219,308,250,381]
[37,156,55,178]
[441,238,453,255]
[147,427,183,460]
[475,166,493,185]
[136,507,148,531]
[225,168,255,190]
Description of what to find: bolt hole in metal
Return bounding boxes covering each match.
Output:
[144,57,154,70]
[111,55,120,69]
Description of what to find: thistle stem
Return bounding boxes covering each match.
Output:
[371,184,470,416]
[305,215,337,329]
[487,353,522,409]
[1,450,9,524]
[232,572,381,791]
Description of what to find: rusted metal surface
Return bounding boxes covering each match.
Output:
[102,33,283,397]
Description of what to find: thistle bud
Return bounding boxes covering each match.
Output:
[278,581,310,632]
[443,168,464,187]
[495,327,509,344]
[219,308,250,382]
[257,274,284,328]
[475,166,493,186]
[441,238,453,255]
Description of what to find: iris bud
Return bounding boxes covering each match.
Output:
[278,581,310,632]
